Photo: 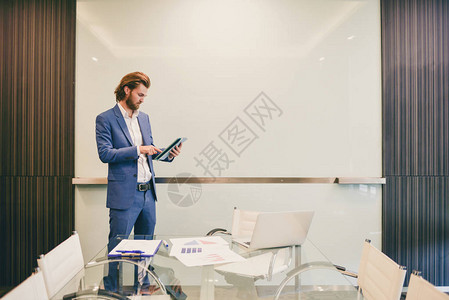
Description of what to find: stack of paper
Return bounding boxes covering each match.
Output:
[169,237,245,267]
[108,239,162,258]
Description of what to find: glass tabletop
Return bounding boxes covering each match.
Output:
[51,235,362,300]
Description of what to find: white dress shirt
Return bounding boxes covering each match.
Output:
[118,103,152,183]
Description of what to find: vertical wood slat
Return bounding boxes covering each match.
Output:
[382,0,449,286]
[0,0,76,286]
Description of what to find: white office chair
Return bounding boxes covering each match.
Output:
[206,207,260,238]
[406,271,449,300]
[274,239,407,300]
[1,269,48,300]
[357,239,406,300]
[208,208,292,287]
[230,208,261,238]
[37,231,85,298]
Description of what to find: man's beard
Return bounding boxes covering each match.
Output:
[126,97,140,111]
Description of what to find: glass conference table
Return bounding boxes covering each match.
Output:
[51,235,363,300]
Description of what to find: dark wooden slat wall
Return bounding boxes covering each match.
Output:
[383,177,448,284]
[382,0,449,286]
[0,0,76,286]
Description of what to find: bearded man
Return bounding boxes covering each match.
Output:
[95,71,182,291]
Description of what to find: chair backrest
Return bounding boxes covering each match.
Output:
[406,272,449,300]
[357,240,406,300]
[230,208,260,238]
[37,232,85,298]
[1,270,48,300]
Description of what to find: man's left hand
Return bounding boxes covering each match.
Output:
[168,143,183,160]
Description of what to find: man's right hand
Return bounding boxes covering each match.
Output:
[139,145,162,155]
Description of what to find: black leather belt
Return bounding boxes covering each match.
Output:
[137,182,152,191]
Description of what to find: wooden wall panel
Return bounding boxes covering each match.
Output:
[0,177,74,285]
[0,0,75,286]
[0,0,75,177]
[382,0,449,286]
[383,177,449,285]
[383,0,449,176]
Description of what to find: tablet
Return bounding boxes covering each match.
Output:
[154,137,187,161]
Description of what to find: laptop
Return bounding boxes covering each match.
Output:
[233,211,315,249]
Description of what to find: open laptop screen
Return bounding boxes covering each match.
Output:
[233,210,314,250]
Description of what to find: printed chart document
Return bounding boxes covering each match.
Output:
[169,237,245,267]
[108,239,162,258]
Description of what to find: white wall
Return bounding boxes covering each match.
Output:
[75,0,382,276]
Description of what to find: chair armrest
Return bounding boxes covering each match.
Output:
[86,258,167,295]
[206,228,231,236]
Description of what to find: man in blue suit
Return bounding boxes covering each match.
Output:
[96,71,182,291]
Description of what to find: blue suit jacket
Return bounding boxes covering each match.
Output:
[96,104,167,210]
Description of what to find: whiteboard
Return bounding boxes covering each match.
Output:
[75,0,381,178]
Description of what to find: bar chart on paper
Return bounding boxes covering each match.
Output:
[169,237,245,267]
[181,247,203,254]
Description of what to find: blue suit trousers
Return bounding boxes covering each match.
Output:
[104,186,156,292]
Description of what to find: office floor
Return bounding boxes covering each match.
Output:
[178,286,413,299]
[2,285,446,299]
[169,286,382,299]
